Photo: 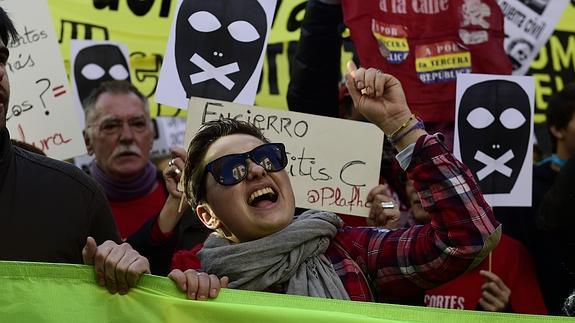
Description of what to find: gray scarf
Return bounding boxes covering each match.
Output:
[198,210,350,300]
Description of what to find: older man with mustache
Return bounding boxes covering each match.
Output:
[83,80,210,275]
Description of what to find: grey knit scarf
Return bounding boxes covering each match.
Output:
[198,210,350,300]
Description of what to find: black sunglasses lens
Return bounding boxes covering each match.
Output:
[209,143,287,186]
[210,155,247,185]
[252,144,286,172]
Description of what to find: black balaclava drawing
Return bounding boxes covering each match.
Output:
[458,80,531,194]
[74,44,131,104]
[175,0,267,102]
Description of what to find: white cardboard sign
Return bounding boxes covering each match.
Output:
[4,0,86,160]
[184,98,384,217]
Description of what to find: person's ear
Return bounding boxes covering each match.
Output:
[83,130,94,155]
[550,125,565,140]
[196,203,221,230]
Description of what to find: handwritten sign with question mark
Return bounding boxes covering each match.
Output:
[4,0,86,160]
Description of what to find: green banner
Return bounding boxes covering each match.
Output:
[0,261,567,322]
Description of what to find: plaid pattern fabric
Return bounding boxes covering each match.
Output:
[327,134,501,302]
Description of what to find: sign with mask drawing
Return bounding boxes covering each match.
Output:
[71,40,131,128]
[156,0,277,109]
[454,73,534,207]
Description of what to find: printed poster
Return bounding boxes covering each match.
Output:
[156,0,277,109]
[454,73,534,207]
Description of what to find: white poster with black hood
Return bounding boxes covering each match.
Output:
[454,73,534,207]
[156,0,277,109]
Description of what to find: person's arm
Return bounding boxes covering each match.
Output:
[125,213,177,276]
[286,0,343,117]
[84,178,150,294]
[158,147,189,233]
[88,184,121,244]
[126,147,198,275]
[338,63,501,301]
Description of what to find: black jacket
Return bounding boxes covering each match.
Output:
[0,127,120,263]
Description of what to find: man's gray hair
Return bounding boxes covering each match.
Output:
[83,80,151,135]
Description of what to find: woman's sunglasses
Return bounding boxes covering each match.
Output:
[205,143,288,186]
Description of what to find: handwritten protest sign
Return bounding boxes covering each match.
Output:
[184,98,384,216]
[454,73,534,207]
[497,0,569,76]
[4,0,85,160]
[156,0,277,109]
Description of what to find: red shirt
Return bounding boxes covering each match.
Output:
[341,0,511,123]
[110,179,166,240]
[425,235,547,314]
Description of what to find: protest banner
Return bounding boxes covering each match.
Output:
[184,97,383,217]
[454,73,534,207]
[48,0,320,115]
[4,0,86,160]
[0,261,562,323]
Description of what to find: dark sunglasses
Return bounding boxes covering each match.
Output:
[205,143,288,186]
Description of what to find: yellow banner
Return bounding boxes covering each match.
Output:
[47,0,308,117]
[529,3,575,124]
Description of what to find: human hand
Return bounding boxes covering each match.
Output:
[82,237,150,295]
[164,147,187,199]
[168,269,229,300]
[366,184,400,228]
[477,270,511,312]
[345,61,411,135]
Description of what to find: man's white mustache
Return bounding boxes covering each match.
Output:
[112,145,142,158]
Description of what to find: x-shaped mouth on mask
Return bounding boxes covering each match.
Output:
[474,149,514,181]
[189,53,240,90]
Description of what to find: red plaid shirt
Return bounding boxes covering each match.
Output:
[327,134,501,302]
[171,134,501,302]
